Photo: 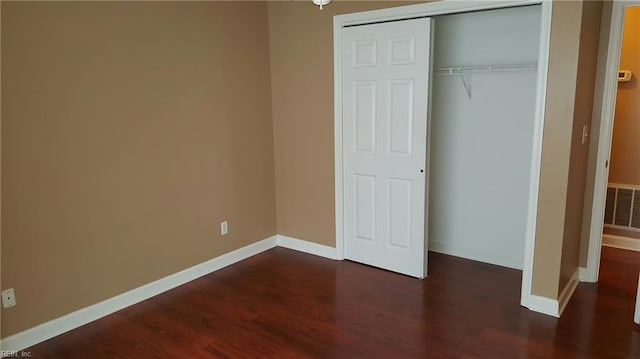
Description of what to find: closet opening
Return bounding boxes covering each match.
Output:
[428,5,541,273]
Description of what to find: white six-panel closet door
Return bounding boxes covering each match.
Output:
[342,18,431,278]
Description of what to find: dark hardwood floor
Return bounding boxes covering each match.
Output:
[26,246,640,358]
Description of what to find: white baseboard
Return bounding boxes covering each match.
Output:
[527,294,559,317]
[428,240,522,270]
[526,268,578,318]
[602,234,640,252]
[578,267,595,282]
[558,268,579,316]
[1,236,279,354]
[276,235,338,260]
[5,234,577,353]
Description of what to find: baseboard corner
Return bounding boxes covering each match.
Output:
[558,268,579,316]
[276,235,338,260]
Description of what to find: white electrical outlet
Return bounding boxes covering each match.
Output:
[220,221,229,236]
[2,288,16,308]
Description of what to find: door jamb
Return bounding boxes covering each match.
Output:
[583,0,640,283]
[333,0,551,310]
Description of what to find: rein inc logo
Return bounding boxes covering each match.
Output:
[1,351,32,358]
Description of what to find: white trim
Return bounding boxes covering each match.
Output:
[527,268,578,318]
[521,0,552,310]
[607,182,640,190]
[333,14,345,261]
[558,268,579,316]
[333,0,541,27]
[634,274,639,324]
[1,236,278,354]
[428,240,523,270]
[333,0,551,314]
[585,0,640,285]
[277,235,338,260]
[579,267,594,282]
[602,234,640,252]
[527,294,559,317]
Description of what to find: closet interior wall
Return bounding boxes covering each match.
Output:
[428,5,542,270]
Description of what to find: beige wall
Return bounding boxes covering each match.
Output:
[609,6,640,186]
[1,1,276,336]
[560,0,603,293]
[531,0,584,299]
[268,1,422,247]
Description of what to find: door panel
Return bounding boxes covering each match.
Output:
[355,174,376,242]
[389,79,414,155]
[388,178,412,249]
[343,18,431,278]
[354,81,376,153]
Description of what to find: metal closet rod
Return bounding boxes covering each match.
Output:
[433,63,537,75]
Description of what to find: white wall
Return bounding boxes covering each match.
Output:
[428,5,541,270]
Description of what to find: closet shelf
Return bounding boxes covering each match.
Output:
[433,63,537,76]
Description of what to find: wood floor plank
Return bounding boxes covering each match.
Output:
[22,246,640,358]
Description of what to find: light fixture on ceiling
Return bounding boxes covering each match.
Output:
[312,0,331,10]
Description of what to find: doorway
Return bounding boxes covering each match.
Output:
[600,6,640,253]
[584,1,640,283]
